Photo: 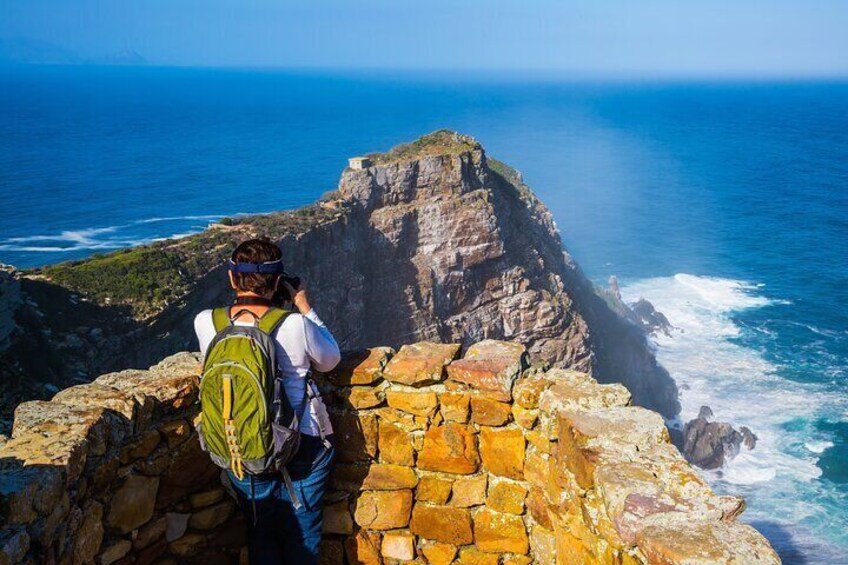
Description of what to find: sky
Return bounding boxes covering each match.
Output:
[2,0,847,76]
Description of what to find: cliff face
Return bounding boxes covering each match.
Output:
[0,341,778,564]
[0,131,678,424]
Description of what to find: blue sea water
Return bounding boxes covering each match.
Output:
[1,66,847,563]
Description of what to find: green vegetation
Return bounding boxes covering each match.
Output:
[369,129,481,164]
[31,199,350,319]
[39,244,187,316]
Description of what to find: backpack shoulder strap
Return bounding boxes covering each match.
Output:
[257,307,292,336]
[211,307,232,333]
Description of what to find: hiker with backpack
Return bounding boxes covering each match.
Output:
[193,238,340,564]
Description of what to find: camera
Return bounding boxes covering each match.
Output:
[273,274,301,305]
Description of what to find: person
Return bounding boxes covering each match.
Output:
[194,238,340,564]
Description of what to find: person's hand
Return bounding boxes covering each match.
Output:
[282,278,311,315]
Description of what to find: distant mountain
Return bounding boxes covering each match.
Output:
[0,37,81,65]
[0,37,146,66]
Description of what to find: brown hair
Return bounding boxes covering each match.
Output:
[230,238,283,295]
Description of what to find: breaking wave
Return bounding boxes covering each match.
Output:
[620,273,848,563]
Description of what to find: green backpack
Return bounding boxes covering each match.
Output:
[196,306,306,506]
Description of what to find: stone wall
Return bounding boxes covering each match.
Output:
[0,353,239,564]
[0,341,779,564]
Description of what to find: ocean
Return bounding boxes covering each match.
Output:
[1,66,846,563]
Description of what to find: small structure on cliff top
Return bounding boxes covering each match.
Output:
[348,156,371,170]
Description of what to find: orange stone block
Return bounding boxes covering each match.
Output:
[417,476,453,505]
[470,396,512,426]
[473,508,529,554]
[378,420,415,466]
[384,342,461,387]
[417,423,480,475]
[421,542,457,565]
[386,390,439,417]
[479,426,525,479]
[409,504,473,545]
[353,490,413,530]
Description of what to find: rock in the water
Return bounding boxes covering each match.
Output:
[630,298,674,337]
[682,406,756,469]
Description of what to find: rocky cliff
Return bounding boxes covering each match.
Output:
[0,131,678,428]
[0,341,778,564]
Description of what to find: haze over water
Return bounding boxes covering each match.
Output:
[1,66,846,563]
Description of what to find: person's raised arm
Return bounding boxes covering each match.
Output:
[282,278,341,372]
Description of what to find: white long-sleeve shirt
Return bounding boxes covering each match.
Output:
[194,308,340,437]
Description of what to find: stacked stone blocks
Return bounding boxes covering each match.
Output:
[0,340,780,564]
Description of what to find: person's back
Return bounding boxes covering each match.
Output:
[194,238,340,565]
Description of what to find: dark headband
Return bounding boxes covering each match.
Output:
[227,259,285,274]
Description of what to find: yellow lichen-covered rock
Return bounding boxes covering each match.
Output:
[331,347,394,386]
[450,474,487,507]
[479,426,525,479]
[353,490,413,530]
[470,396,512,426]
[378,419,415,466]
[457,546,499,565]
[525,428,553,454]
[440,391,471,423]
[380,529,416,561]
[537,369,631,416]
[378,406,428,433]
[359,464,419,491]
[421,541,458,565]
[529,524,557,565]
[502,556,533,565]
[417,423,480,474]
[473,508,529,554]
[511,404,538,429]
[340,386,386,410]
[384,342,461,387]
[417,476,453,504]
[446,340,528,401]
[557,406,668,489]
[52,384,140,424]
[386,390,439,417]
[487,480,527,515]
[409,504,473,545]
[636,517,781,564]
[526,486,554,530]
[513,375,553,409]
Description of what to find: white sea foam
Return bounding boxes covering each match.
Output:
[804,440,834,454]
[0,216,224,254]
[620,273,848,560]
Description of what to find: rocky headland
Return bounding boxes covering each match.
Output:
[0,131,679,429]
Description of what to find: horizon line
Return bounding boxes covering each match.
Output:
[3,62,848,82]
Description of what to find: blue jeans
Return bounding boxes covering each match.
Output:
[227,435,335,565]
